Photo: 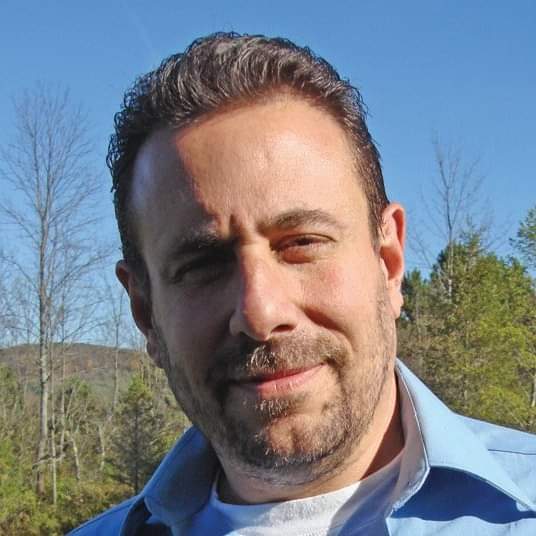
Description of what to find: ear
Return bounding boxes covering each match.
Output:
[378,203,406,319]
[115,260,164,368]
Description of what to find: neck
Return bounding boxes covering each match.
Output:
[218,371,404,504]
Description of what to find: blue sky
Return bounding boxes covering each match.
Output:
[1,0,535,272]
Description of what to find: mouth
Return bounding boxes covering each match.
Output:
[232,363,325,397]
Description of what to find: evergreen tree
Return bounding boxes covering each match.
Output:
[398,269,435,377]
[109,373,170,493]
[512,205,536,271]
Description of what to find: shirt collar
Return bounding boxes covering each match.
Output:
[394,359,536,512]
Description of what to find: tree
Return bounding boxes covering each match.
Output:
[397,268,436,377]
[0,86,108,497]
[399,234,536,431]
[109,372,169,494]
[512,205,536,271]
[98,278,130,417]
[410,138,494,284]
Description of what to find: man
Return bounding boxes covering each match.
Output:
[71,33,536,535]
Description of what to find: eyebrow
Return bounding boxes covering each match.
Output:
[260,208,344,233]
[163,229,233,264]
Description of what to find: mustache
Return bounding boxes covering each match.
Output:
[206,333,347,391]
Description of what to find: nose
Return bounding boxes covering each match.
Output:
[228,251,299,341]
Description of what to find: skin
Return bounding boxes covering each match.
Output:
[117,96,406,504]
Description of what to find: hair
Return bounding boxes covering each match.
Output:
[108,32,389,287]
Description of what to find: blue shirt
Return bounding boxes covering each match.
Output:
[69,361,536,535]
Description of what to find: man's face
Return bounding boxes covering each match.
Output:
[125,97,404,486]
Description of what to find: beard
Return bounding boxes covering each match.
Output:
[154,281,395,486]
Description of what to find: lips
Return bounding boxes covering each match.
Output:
[233,363,325,397]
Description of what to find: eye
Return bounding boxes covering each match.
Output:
[276,235,332,263]
[171,251,233,286]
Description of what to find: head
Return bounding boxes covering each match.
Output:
[112,33,405,501]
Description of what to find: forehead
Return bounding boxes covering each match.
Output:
[130,97,367,252]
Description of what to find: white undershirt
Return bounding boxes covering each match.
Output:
[205,449,403,536]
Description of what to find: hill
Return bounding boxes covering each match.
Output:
[0,343,152,401]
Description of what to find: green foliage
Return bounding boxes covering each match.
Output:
[0,435,65,535]
[109,374,164,493]
[399,234,536,432]
[512,205,536,270]
[0,441,129,535]
[109,367,188,494]
[0,356,188,534]
[53,478,130,534]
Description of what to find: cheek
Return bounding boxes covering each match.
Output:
[153,287,224,376]
[301,261,380,338]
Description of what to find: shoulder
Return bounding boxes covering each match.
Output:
[67,496,138,535]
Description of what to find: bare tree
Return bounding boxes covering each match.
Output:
[0,252,13,347]
[101,278,128,416]
[0,85,108,497]
[409,137,496,295]
[94,278,130,472]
